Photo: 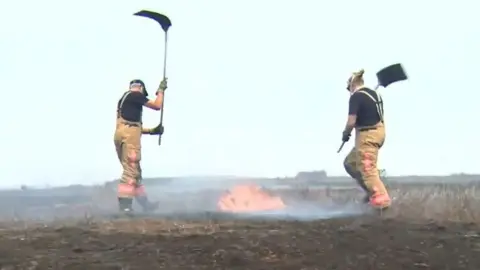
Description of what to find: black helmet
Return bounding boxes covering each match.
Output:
[129,79,148,96]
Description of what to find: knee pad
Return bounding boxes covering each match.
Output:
[127,150,140,163]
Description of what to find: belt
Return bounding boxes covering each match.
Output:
[119,121,141,127]
[357,127,377,132]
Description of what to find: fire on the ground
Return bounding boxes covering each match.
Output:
[217,184,286,213]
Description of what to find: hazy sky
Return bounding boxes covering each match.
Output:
[1,0,478,187]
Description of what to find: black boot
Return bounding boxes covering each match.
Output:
[118,197,134,215]
[135,196,159,213]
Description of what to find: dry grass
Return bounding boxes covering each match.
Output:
[276,182,480,223]
[386,183,480,222]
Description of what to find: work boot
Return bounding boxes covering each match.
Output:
[136,196,159,213]
[118,197,134,215]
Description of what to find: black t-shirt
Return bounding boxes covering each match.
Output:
[117,91,148,122]
[348,88,383,127]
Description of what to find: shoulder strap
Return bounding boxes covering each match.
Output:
[117,91,132,111]
[357,90,384,122]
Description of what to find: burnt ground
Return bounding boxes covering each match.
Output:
[0,183,479,269]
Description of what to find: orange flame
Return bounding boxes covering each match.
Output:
[217,184,286,213]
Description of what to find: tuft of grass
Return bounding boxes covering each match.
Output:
[385,183,480,223]
[273,182,480,223]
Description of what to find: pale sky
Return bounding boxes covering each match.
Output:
[1,0,478,187]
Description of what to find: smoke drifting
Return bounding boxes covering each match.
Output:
[0,176,372,222]
[125,177,371,221]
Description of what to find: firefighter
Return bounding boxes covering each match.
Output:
[114,78,167,214]
[341,69,391,209]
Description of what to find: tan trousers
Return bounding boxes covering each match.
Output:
[343,122,388,196]
[113,117,146,198]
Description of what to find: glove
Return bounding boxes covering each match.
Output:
[156,78,168,95]
[342,130,351,142]
[149,124,164,135]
